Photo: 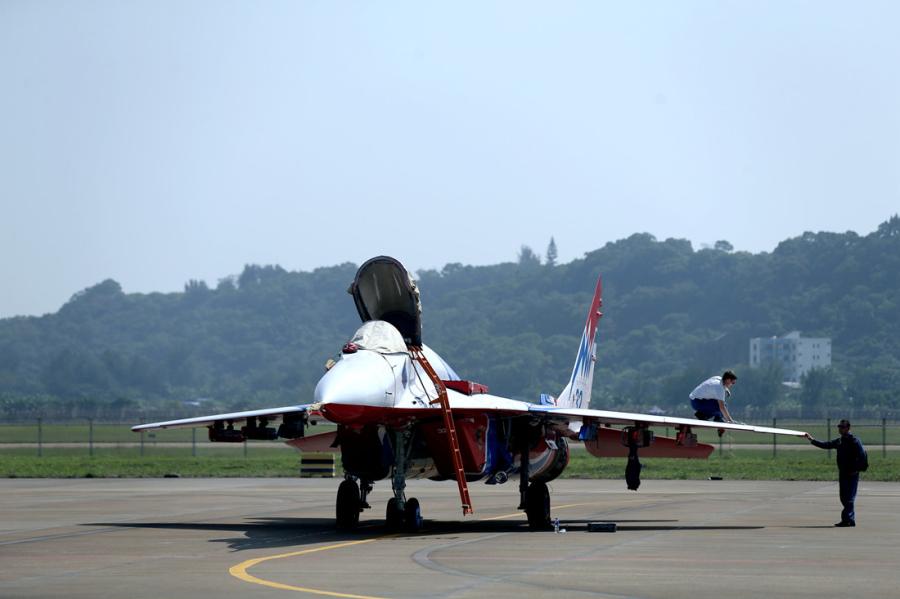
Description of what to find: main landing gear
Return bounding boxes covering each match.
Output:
[336,429,423,533]
[524,481,551,530]
[336,476,373,530]
[335,478,361,530]
[518,428,552,530]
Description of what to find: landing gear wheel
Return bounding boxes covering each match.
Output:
[403,497,423,532]
[385,497,403,530]
[525,481,551,530]
[336,479,361,530]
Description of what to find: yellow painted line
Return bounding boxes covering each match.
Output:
[229,538,387,599]
[480,512,524,521]
[229,503,594,594]
[480,502,590,521]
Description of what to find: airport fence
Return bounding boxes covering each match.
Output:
[0,419,339,459]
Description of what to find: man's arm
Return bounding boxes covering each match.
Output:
[718,399,735,423]
[805,433,838,449]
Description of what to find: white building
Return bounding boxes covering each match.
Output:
[749,331,831,383]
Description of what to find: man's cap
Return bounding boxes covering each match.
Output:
[838,419,851,428]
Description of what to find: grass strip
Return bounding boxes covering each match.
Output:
[3,448,900,481]
[0,423,337,444]
[0,450,301,478]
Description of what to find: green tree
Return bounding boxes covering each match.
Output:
[2,217,900,418]
[518,245,541,266]
[799,368,844,418]
[714,240,734,252]
[733,364,785,419]
[546,237,558,267]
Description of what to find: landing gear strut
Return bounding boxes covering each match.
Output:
[625,444,642,491]
[386,428,423,532]
[623,425,651,491]
[517,423,552,530]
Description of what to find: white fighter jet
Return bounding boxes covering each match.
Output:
[134,256,806,531]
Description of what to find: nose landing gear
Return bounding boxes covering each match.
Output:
[385,496,423,532]
[384,428,423,532]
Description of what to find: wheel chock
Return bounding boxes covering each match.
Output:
[587,521,617,533]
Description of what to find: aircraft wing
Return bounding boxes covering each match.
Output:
[131,404,313,432]
[527,405,807,436]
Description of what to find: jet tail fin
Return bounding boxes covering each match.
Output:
[554,276,603,409]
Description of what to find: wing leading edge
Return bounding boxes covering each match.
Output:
[131,396,805,438]
[131,405,312,432]
[528,405,807,437]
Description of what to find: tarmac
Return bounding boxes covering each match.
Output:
[2,477,899,599]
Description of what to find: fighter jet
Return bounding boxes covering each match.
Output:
[134,256,806,531]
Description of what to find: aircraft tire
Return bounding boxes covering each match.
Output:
[525,481,551,530]
[385,497,403,530]
[403,497,423,532]
[336,479,361,530]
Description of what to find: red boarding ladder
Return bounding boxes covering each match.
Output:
[409,346,473,515]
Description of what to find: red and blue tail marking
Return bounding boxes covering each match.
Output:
[554,276,603,409]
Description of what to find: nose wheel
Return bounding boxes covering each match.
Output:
[403,498,423,532]
[385,497,423,532]
[385,497,403,530]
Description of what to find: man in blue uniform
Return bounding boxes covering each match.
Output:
[806,419,867,527]
[689,371,737,423]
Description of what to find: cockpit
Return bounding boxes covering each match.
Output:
[349,256,422,346]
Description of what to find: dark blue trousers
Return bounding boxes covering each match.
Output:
[690,398,724,421]
[839,473,859,524]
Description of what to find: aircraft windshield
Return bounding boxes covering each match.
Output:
[349,320,408,354]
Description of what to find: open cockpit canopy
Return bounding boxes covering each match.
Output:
[349,256,422,346]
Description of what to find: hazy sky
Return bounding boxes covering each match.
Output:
[2,1,898,317]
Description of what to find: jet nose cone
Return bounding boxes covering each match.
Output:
[315,351,396,424]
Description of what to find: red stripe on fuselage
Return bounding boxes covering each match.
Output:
[319,403,524,427]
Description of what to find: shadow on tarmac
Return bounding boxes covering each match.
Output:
[87,517,764,551]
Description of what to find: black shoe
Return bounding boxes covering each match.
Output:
[695,411,710,421]
[834,521,856,527]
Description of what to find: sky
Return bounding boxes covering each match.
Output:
[2,1,898,318]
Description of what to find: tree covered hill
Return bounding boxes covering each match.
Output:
[2,216,899,420]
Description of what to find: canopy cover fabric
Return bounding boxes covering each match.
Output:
[350,320,408,354]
